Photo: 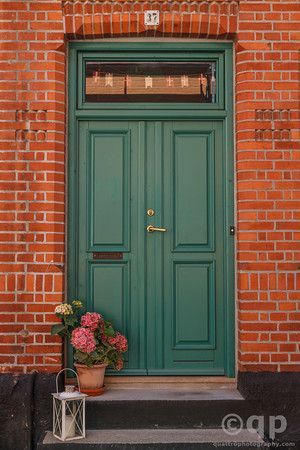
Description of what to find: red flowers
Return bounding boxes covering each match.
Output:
[107,332,128,353]
[81,312,103,331]
[71,327,96,354]
[116,357,124,371]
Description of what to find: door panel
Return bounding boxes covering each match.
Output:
[89,262,129,330]
[77,120,227,375]
[173,132,214,251]
[173,261,215,347]
[88,133,130,250]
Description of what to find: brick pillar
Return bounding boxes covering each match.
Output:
[0,0,65,372]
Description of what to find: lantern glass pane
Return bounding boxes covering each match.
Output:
[53,397,62,437]
[66,399,84,437]
[85,61,217,103]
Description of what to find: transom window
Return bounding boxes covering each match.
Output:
[85,61,217,103]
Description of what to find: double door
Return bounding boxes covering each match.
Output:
[76,120,228,375]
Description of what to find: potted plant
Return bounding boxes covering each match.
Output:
[52,301,128,395]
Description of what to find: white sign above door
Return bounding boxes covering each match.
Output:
[144,10,160,26]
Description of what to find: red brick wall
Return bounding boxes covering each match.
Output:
[0,0,299,374]
[236,1,300,372]
[0,0,65,372]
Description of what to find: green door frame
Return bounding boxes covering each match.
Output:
[67,41,235,377]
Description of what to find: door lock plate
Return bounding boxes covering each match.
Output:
[147,208,155,217]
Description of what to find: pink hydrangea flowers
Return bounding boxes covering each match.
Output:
[81,312,103,331]
[116,357,124,371]
[53,301,128,370]
[71,327,96,354]
[107,332,128,353]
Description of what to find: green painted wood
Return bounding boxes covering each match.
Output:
[148,121,224,374]
[175,263,211,344]
[223,46,235,378]
[71,42,233,52]
[75,120,230,375]
[75,109,228,120]
[88,132,130,250]
[77,121,147,374]
[173,132,214,251]
[89,262,128,330]
[76,120,227,374]
[68,42,235,376]
[146,121,164,371]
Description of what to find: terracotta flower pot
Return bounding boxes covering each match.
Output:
[74,363,108,396]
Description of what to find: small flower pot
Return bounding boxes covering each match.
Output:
[74,363,108,396]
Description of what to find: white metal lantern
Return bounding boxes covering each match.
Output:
[52,368,87,442]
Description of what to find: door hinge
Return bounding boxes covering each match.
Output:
[230,226,235,236]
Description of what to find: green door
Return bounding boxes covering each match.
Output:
[77,120,228,375]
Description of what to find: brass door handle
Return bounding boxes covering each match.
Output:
[147,225,167,233]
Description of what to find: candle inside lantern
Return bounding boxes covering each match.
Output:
[65,414,75,438]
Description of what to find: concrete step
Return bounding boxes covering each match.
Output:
[85,387,254,429]
[40,428,266,449]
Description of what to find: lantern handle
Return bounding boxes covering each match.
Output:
[56,368,81,394]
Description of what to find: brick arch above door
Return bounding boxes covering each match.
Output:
[61,0,239,39]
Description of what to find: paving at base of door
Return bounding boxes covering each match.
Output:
[104,375,236,390]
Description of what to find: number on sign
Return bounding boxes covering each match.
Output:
[144,10,160,26]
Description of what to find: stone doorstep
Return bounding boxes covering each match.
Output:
[68,375,237,391]
[106,376,237,390]
[42,428,264,446]
[84,387,249,430]
[86,387,243,401]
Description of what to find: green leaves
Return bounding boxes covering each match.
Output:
[75,350,88,363]
[51,324,67,336]
[104,324,115,337]
[64,315,78,327]
[74,350,101,368]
